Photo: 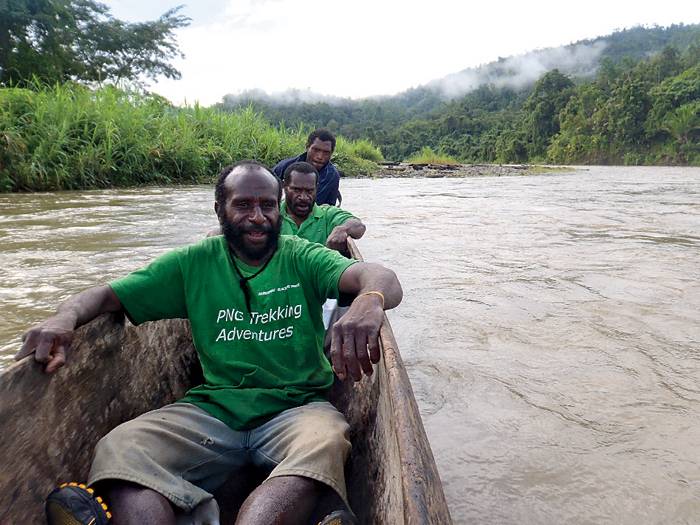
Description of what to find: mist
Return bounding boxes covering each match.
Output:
[220,40,609,107]
[222,88,350,107]
[431,41,608,98]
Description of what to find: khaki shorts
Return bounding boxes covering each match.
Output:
[88,401,351,513]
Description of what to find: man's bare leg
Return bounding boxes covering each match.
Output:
[102,481,177,525]
[235,475,320,525]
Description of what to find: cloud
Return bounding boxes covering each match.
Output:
[223,88,348,106]
[218,40,610,106]
[431,41,608,98]
[141,0,694,106]
[221,0,290,31]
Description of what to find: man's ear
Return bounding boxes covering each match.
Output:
[214,202,222,223]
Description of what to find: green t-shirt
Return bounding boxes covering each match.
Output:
[280,202,357,245]
[110,235,356,430]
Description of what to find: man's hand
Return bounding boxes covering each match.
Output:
[13,285,122,374]
[329,293,385,381]
[15,313,77,373]
[326,219,365,253]
[331,262,402,381]
[326,226,350,252]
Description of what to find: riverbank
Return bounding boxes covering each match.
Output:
[357,162,575,178]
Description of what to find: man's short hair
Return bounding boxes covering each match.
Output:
[282,161,319,186]
[306,129,336,151]
[215,160,282,211]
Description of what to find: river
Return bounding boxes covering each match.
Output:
[1,166,699,524]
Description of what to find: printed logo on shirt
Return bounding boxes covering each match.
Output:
[257,282,301,296]
[213,301,304,343]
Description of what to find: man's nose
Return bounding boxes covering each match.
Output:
[249,205,265,223]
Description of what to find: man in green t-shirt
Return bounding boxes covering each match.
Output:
[280,161,365,252]
[17,161,402,525]
[280,160,367,331]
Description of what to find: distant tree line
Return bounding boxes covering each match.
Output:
[219,24,700,165]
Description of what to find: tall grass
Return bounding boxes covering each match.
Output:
[331,136,384,177]
[0,84,383,192]
[405,146,460,165]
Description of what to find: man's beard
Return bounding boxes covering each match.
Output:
[289,198,312,220]
[222,216,282,261]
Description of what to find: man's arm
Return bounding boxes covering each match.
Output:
[326,218,366,252]
[329,262,402,382]
[317,166,340,206]
[15,285,122,373]
[271,160,284,179]
[272,157,293,180]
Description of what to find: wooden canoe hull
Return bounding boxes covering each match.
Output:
[0,242,451,524]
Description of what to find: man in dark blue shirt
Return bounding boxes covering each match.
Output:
[273,129,341,206]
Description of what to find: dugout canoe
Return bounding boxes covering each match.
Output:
[0,240,452,524]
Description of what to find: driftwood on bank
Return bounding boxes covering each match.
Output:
[374,161,541,178]
[0,240,452,524]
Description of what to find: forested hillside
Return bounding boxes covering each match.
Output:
[219,24,700,165]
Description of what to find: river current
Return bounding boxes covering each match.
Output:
[1,166,699,524]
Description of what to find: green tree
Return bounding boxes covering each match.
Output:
[495,128,528,163]
[0,1,189,86]
[547,83,607,164]
[646,65,700,133]
[520,69,575,159]
[596,73,652,155]
[661,102,700,162]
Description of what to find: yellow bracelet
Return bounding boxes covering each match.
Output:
[357,290,385,309]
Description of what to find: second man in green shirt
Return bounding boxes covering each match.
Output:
[280,161,366,253]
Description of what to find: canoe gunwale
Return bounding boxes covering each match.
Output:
[347,239,452,523]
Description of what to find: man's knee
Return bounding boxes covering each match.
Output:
[294,428,350,469]
[290,404,351,459]
[92,418,142,463]
[315,418,351,457]
[98,480,177,524]
[89,417,163,487]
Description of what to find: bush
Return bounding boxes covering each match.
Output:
[332,137,380,177]
[405,146,460,165]
[347,139,384,162]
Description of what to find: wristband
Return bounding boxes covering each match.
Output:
[357,290,385,309]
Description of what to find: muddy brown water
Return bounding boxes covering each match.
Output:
[1,166,699,524]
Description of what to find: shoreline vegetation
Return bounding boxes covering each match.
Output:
[369,162,572,179]
[0,84,382,193]
[0,80,692,194]
[0,83,557,194]
[1,20,697,194]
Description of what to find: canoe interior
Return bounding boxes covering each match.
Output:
[0,240,451,524]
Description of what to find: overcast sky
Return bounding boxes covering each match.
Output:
[103,0,698,106]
